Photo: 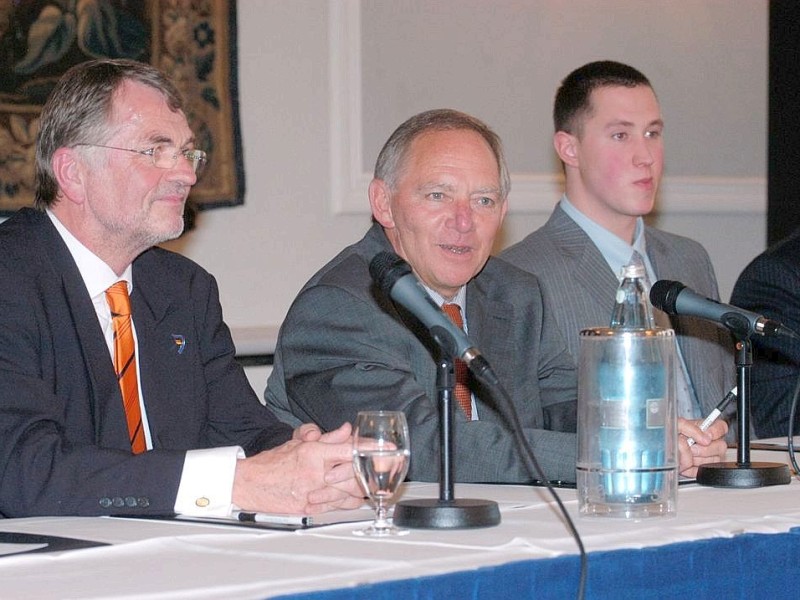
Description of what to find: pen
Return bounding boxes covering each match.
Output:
[686,386,737,447]
[531,479,577,489]
[233,511,311,526]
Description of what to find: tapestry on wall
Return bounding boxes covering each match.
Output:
[0,0,244,214]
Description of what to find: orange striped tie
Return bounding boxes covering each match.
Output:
[106,282,146,454]
[441,303,472,420]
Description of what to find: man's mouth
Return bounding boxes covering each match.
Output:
[439,244,472,255]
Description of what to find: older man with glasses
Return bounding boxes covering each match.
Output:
[0,59,362,518]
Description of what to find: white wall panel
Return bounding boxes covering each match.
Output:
[164,0,768,340]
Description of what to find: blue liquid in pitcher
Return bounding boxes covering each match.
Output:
[598,360,667,502]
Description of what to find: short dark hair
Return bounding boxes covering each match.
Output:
[374,108,511,200]
[553,61,652,136]
[34,59,185,209]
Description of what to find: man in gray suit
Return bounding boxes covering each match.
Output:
[266,108,727,483]
[502,61,734,430]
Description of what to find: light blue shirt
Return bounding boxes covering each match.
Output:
[560,195,700,419]
[559,195,657,284]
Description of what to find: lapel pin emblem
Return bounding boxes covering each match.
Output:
[172,334,186,354]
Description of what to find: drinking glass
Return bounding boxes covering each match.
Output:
[352,410,411,536]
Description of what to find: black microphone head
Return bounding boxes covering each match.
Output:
[649,280,686,315]
[369,251,412,296]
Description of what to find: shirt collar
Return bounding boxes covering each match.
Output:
[421,284,467,311]
[560,195,652,281]
[47,210,133,298]
[422,284,468,332]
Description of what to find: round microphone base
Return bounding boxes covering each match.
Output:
[393,498,501,529]
[696,461,791,488]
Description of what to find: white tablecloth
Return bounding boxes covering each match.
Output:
[0,448,797,599]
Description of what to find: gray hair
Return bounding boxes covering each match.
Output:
[34,59,185,208]
[373,109,510,199]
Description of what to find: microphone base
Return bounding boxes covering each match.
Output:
[393,498,501,529]
[696,461,791,488]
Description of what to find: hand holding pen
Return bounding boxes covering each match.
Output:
[686,386,737,447]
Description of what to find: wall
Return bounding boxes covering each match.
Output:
[164,0,768,347]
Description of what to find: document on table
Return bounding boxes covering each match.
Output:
[0,532,108,556]
[749,437,800,452]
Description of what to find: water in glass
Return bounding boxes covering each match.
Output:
[352,411,410,536]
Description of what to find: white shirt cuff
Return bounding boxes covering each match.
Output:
[173,446,244,517]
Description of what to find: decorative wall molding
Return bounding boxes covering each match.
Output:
[656,177,765,215]
[329,0,365,215]
[328,1,765,218]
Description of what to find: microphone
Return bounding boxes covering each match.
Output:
[369,250,587,580]
[368,251,498,384]
[649,279,789,338]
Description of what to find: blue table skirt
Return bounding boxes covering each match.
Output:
[277,527,800,599]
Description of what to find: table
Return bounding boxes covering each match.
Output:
[0,448,798,599]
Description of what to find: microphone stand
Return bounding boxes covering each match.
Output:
[696,335,790,487]
[393,356,500,529]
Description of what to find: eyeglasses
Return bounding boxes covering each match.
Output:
[74,143,208,175]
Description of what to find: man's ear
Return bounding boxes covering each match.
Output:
[51,147,87,205]
[553,131,579,168]
[368,178,395,228]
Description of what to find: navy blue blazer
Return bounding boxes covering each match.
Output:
[731,230,800,438]
[0,208,292,517]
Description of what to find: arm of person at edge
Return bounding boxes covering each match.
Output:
[678,418,729,477]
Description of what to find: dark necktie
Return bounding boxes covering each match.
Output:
[441,303,472,420]
[106,281,146,454]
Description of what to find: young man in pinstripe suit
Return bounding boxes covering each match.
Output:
[502,61,735,452]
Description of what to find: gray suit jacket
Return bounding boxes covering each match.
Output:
[501,204,734,418]
[266,223,579,483]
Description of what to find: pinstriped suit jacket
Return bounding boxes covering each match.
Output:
[500,204,735,417]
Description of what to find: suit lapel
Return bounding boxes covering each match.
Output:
[645,230,713,409]
[129,255,185,448]
[464,276,515,424]
[546,208,619,329]
[465,284,513,358]
[645,232,693,338]
[644,232,673,285]
[33,214,131,449]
